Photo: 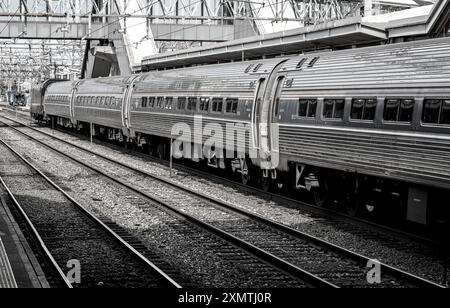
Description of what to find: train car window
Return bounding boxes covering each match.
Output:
[441,100,450,124]
[422,99,450,125]
[422,100,441,123]
[177,97,186,110]
[225,98,238,114]
[384,99,399,121]
[212,98,223,113]
[274,98,280,117]
[307,100,317,117]
[398,99,414,122]
[156,97,164,108]
[105,97,111,106]
[364,99,377,120]
[199,97,210,112]
[298,99,317,118]
[298,100,308,117]
[165,97,173,109]
[351,99,364,119]
[384,99,414,122]
[334,100,344,118]
[323,99,344,119]
[141,96,148,108]
[351,98,377,120]
[148,97,155,108]
[188,97,198,111]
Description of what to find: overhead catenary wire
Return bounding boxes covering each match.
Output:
[98,0,295,44]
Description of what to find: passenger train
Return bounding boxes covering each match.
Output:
[30,37,450,227]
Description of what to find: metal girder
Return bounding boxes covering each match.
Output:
[0,38,84,83]
[0,19,109,39]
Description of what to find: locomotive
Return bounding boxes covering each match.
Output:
[30,37,450,227]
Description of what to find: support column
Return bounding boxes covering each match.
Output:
[364,0,373,17]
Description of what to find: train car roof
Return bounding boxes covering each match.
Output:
[76,75,135,94]
[134,57,288,94]
[280,37,450,94]
[46,80,76,94]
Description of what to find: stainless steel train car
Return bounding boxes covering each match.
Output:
[31,37,450,226]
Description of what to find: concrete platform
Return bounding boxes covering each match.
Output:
[0,196,49,288]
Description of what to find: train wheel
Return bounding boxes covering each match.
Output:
[344,193,360,217]
[272,171,284,192]
[261,172,271,192]
[157,143,165,159]
[312,189,329,207]
[240,159,250,185]
[312,179,330,207]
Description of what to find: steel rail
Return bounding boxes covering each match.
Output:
[0,118,337,288]
[0,117,446,287]
[0,135,182,288]
[1,115,446,288]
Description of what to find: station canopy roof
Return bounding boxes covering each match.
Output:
[140,0,450,71]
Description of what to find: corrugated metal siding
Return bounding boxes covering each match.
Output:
[131,112,251,151]
[280,38,450,94]
[135,58,286,95]
[44,103,70,118]
[76,77,128,95]
[44,81,73,118]
[279,124,450,188]
[276,37,450,188]
[74,107,122,129]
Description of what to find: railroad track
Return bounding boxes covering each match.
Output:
[1,110,441,246]
[0,119,319,288]
[0,136,181,288]
[0,116,444,288]
[4,110,440,246]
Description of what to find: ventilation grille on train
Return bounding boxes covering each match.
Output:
[296,56,320,69]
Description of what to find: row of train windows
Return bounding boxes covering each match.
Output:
[76,96,120,107]
[139,96,239,114]
[297,98,450,125]
[47,95,70,102]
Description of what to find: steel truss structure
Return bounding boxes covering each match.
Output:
[0,0,422,85]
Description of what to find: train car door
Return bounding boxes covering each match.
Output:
[69,80,82,125]
[251,78,266,152]
[251,60,287,169]
[268,75,286,168]
[122,75,140,137]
